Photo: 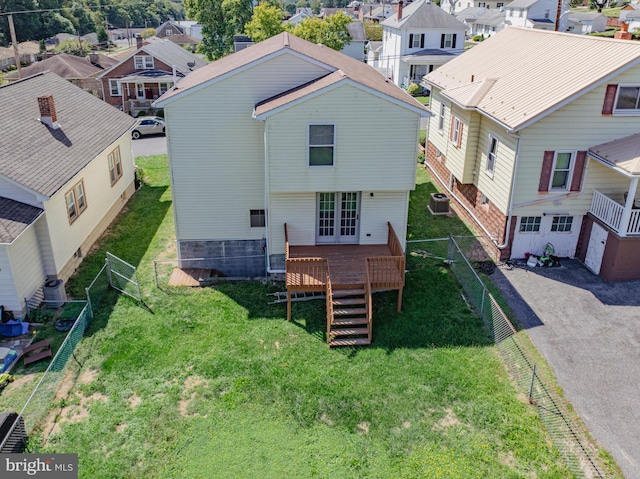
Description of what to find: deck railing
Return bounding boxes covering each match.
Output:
[326,268,334,341]
[387,222,404,257]
[590,191,623,232]
[284,222,290,259]
[590,190,640,235]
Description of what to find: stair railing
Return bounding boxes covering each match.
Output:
[365,261,373,343]
[325,266,334,344]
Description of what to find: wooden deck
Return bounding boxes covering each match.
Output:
[289,244,394,286]
[168,268,212,287]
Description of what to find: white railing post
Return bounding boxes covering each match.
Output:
[590,190,624,233]
[619,178,639,237]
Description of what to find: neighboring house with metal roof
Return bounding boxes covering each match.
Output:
[566,11,607,34]
[0,72,136,318]
[154,31,428,281]
[97,36,207,115]
[376,0,467,89]
[468,8,507,37]
[504,0,563,29]
[4,53,118,98]
[423,27,640,281]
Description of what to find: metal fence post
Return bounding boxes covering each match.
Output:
[85,286,94,320]
[448,235,453,264]
[480,288,486,323]
[528,363,537,404]
[105,257,112,288]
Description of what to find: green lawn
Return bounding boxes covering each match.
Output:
[1,156,579,478]
[414,95,430,106]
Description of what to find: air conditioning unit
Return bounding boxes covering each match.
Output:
[428,193,450,215]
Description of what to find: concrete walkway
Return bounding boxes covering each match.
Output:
[491,260,640,479]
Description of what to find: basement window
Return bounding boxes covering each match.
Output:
[519,216,541,232]
[250,209,265,227]
[551,216,573,232]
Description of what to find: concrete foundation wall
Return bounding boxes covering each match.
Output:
[179,239,266,278]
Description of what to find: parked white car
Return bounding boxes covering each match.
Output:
[131,117,165,139]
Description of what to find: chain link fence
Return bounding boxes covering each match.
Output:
[407,236,609,479]
[0,252,134,452]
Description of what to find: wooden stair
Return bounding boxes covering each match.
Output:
[328,284,371,347]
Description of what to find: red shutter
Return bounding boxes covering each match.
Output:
[602,84,618,115]
[570,151,587,192]
[538,151,555,192]
[457,121,463,148]
[449,117,455,141]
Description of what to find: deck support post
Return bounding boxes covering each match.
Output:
[287,290,291,321]
[397,288,403,313]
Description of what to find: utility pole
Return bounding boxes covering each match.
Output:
[8,14,23,80]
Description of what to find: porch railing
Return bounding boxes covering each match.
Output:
[387,222,404,257]
[590,190,640,235]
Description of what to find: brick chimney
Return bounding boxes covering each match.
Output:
[397,0,404,20]
[136,34,143,49]
[89,53,100,66]
[615,22,632,40]
[38,96,60,129]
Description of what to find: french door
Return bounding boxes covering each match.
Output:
[316,192,360,244]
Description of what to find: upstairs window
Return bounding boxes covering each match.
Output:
[166,29,173,35]
[441,33,457,49]
[409,33,425,49]
[109,79,121,96]
[309,124,335,166]
[450,116,463,147]
[134,55,154,69]
[108,147,123,186]
[486,135,498,176]
[551,152,574,190]
[615,85,640,112]
[438,102,446,131]
[65,181,87,223]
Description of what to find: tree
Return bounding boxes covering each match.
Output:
[293,11,351,50]
[186,0,231,58]
[222,0,254,42]
[244,3,287,43]
[364,20,382,41]
[141,27,157,39]
[54,39,91,56]
[285,3,297,15]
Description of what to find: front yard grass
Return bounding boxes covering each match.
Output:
[1,156,578,478]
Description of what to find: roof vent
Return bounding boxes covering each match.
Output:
[37,95,60,130]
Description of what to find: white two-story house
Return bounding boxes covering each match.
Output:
[424,27,640,282]
[376,0,467,89]
[504,0,564,30]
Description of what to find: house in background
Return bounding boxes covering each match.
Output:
[468,9,506,37]
[504,0,564,30]
[566,11,608,34]
[155,32,427,345]
[442,0,511,15]
[424,27,640,281]
[626,11,640,32]
[4,53,118,98]
[360,2,395,22]
[377,0,467,89]
[343,22,367,61]
[156,20,185,38]
[0,72,136,319]
[0,41,47,71]
[164,34,200,53]
[97,36,206,115]
[287,8,313,26]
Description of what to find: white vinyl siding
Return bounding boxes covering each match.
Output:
[358,190,408,247]
[513,68,640,215]
[7,222,47,315]
[165,52,330,241]
[0,246,20,314]
[266,84,419,194]
[44,134,134,277]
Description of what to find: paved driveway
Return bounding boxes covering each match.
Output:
[131,135,167,158]
[491,260,640,479]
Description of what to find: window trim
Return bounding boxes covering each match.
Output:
[108,147,123,186]
[308,124,336,167]
[551,215,573,233]
[486,134,498,177]
[250,209,266,227]
[438,102,446,132]
[134,55,154,70]
[65,180,87,224]
[443,33,454,48]
[519,216,541,233]
[613,83,640,115]
[450,116,461,146]
[109,79,121,96]
[550,151,575,191]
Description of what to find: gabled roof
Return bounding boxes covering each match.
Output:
[0,197,43,244]
[0,72,136,198]
[98,40,206,79]
[156,32,427,114]
[504,0,539,9]
[4,53,112,81]
[381,0,467,30]
[157,21,185,34]
[590,133,640,177]
[456,7,490,21]
[474,9,506,26]
[347,22,367,41]
[165,34,200,45]
[567,11,606,21]
[424,27,640,131]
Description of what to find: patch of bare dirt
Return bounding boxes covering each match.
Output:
[78,369,98,385]
[116,424,127,433]
[43,392,108,438]
[179,375,208,418]
[5,373,35,391]
[432,408,461,431]
[357,422,370,434]
[128,393,141,409]
[320,412,334,426]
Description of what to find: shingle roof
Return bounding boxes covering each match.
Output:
[424,27,640,131]
[141,40,207,73]
[567,11,606,21]
[165,34,200,45]
[0,197,43,244]
[590,133,640,176]
[4,53,106,80]
[381,0,467,30]
[504,0,539,9]
[347,22,367,41]
[157,32,427,114]
[0,72,136,197]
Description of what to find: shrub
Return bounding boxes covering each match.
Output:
[472,35,484,42]
[419,129,426,147]
[417,151,425,163]
[407,83,422,96]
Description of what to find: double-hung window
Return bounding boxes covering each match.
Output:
[450,116,462,147]
[486,135,498,176]
[134,55,154,69]
[443,33,454,48]
[109,79,121,96]
[159,82,173,95]
[615,85,640,112]
[309,124,335,166]
[108,147,123,186]
[551,151,574,190]
[65,181,87,223]
[438,102,446,131]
